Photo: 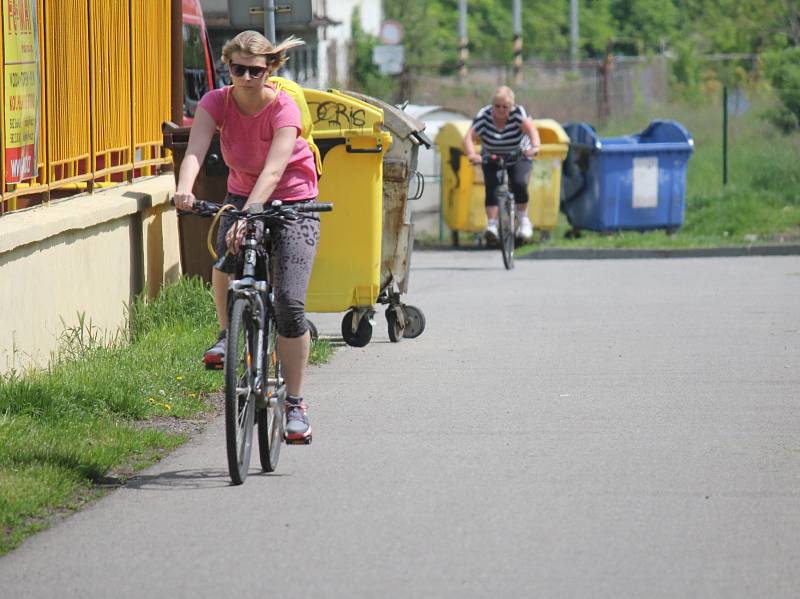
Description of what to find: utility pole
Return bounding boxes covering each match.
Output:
[264,0,276,43]
[458,0,468,79]
[512,0,522,84]
[570,0,579,71]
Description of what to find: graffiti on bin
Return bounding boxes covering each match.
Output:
[309,101,367,129]
[530,159,555,187]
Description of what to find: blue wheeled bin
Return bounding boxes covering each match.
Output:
[560,120,694,233]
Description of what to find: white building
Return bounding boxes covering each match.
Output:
[199,0,382,88]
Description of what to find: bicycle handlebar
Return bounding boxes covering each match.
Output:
[179,199,333,219]
[482,150,525,167]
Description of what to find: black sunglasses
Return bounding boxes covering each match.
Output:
[229,63,268,78]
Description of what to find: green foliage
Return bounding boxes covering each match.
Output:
[381,0,797,65]
[669,41,703,100]
[580,0,615,58]
[763,47,800,132]
[350,7,399,98]
[611,0,677,55]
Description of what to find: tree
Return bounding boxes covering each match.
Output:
[350,7,398,98]
[611,0,678,54]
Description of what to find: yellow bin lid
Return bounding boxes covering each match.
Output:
[305,88,385,139]
[434,120,472,150]
[533,118,569,160]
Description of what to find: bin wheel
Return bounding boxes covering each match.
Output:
[401,305,426,339]
[341,311,372,348]
[540,230,551,242]
[385,308,404,343]
[306,318,318,342]
[451,230,460,248]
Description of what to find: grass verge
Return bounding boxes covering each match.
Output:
[0,276,333,555]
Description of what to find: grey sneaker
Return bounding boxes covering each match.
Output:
[203,331,226,369]
[285,397,312,444]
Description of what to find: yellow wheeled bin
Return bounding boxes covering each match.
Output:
[528,119,569,239]
[303,88,392,347]
[437,119,569,244]
[344,91,431,344]
[436,120,487,246]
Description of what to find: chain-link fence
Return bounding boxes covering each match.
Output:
[405,56,669,123]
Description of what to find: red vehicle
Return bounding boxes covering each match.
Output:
[182,0,218,125]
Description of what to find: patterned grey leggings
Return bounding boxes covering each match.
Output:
[213,194,320,338]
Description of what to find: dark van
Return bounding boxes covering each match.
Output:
[182,0,218,124]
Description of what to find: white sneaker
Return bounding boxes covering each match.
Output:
[517,215,534,240]
[484,221,499,243]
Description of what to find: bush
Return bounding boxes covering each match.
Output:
[350,7,399,100]
[764,47,800,132]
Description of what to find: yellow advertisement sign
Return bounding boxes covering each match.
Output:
[3,0,40,183]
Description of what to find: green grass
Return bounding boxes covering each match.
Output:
[0,415,184,552]
[0,276,334,555]
[539,92,800,249]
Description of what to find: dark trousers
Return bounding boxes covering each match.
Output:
[482,158,533,207]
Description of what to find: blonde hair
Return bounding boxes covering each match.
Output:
[493,86,515,105]
[221,31,304,71]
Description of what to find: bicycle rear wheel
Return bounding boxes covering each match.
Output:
[225,298,256,485]
[497,193,515,270]
[257,315,284,472]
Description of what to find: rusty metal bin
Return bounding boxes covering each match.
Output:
[162,121,228,282]
[345,91,432,341]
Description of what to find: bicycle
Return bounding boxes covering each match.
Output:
[182,199,332,485]
[483,152,522,270]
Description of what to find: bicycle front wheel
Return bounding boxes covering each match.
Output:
[497,193,515,270]
[257,315,284,473]
[225,298,256,485]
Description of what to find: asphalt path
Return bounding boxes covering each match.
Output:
[2,250,799,598]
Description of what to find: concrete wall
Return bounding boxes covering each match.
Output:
[0,175,180,375]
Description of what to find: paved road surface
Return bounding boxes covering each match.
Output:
[2,251,799,598]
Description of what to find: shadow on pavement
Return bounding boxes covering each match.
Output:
[125,468,231,491]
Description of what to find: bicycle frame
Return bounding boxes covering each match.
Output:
[483,153,521,270]
[229,218,271,403]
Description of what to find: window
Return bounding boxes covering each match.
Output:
[183,24,210,118]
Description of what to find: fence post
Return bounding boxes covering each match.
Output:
[458,0,468,80]
[722,85,728,186]
[512,0,521,84]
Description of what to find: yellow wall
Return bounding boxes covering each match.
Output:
[0,175,179,374]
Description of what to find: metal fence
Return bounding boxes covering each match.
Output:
[1,0,172,216]
[405,56,670,124]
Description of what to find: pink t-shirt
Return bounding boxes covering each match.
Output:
[198,86,318,201]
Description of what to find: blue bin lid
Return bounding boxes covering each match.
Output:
[563,122,600,151]
[638,119,694,146]
[563,119,694,154]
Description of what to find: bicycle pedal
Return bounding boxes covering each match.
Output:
[204,361,223,371]
[285,435,312,445]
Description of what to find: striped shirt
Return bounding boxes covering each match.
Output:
[472,104,532,155]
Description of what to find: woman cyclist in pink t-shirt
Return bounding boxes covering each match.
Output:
[174,31,318,443]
